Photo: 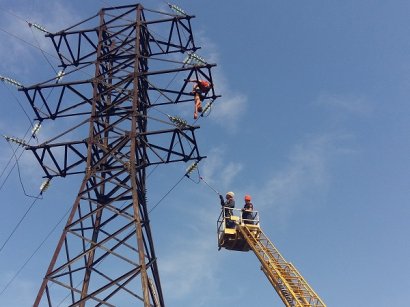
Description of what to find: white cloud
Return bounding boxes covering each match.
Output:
[316,92,373,116]
[195,33,248,133]
[256,134,335,224]
[0,116,68,189]
[0,272,37,306]
[220,161,243,187]
[210,76,247,133]
[160,238,218,298]
[0,16,34,74]
[0,2,81,75]
[201,146,243,190]
[159,207,222,304]
[249,92,364,225]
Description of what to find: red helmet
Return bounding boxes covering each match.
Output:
[244,195,251,201]
[199,80,210,87]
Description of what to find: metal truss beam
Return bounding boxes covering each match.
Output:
[25,3,219,306]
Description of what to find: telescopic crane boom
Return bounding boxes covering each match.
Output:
[217,209,326,307]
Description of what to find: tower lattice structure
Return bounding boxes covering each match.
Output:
[21,4,217,306]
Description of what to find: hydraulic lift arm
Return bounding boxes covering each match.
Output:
[217,209,326,307]
[238,225,326,307]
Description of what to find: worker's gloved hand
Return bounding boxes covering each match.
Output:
[219,194,224,206]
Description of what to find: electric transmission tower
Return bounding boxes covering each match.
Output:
[21,3,217,306]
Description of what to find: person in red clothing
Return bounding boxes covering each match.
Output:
[187,79,212,119]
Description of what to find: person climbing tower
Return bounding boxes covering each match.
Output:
[187,79,212,119]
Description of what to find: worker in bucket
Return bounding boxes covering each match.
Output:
[242,194,254,224]
[219,191,235,228]
[187,79,212,119]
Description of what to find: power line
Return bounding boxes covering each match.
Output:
[5,140,42,199]
[0,137,30,193]
[149,173,187,213]
[0,119,40,194]
[0,26,56,59]
[0,6,29,23]
[0,5,58,71]
[0,83,33,126]
[0,6,215,302]
[0,195,41,255]
[28,26,58,75]
[0,14,58,193]
[0,2,200,208]
[0,205,70,296]
[0,162,191,297]
[0,1,213,213]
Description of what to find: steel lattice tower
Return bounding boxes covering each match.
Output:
[21,3,217,306]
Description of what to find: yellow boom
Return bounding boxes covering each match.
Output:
[217,209,326,307]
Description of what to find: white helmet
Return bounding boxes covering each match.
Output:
[226,191,235,198]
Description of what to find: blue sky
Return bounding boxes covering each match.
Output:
[0,1,409,306]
